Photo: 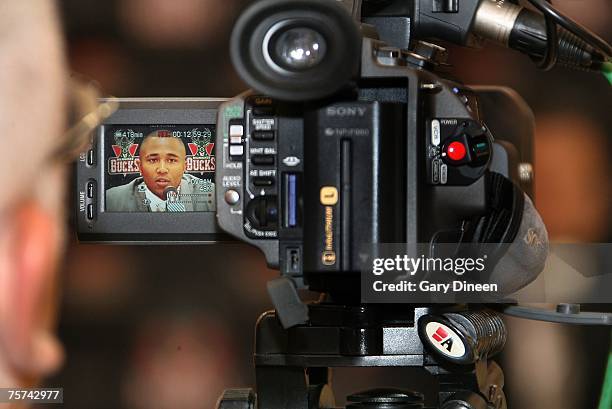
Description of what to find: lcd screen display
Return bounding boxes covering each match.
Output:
[104,125,215,212]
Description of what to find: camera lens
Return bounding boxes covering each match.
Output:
[271,27,326,71]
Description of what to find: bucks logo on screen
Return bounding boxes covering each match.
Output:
[109,130,142,175]
[186,128,216,173]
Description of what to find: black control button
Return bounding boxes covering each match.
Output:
[252,118,275,132]
[87,181,95,198]
[87,149,95,166]
[252,131,275,141]
[432,159,440,184]
[246,196,278,230]
[251,155,275,166]
[86,204,95,220]
[253,176,275,187]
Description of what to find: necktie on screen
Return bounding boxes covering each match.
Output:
[166,201,187,212]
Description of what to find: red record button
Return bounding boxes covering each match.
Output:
[446,141,466,161]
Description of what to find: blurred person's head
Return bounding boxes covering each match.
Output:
[535,112,611,241]
[134,133,187,199]
[0,1,67,389]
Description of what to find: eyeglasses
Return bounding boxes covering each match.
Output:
[53,74,119,163]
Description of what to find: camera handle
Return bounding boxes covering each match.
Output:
[218,283,508,409]
[500,304,612,326]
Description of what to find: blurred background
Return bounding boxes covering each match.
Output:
[45,0,611,408]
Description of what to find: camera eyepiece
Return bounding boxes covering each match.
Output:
[230,0,361,102]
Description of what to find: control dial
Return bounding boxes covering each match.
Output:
[246,196,278,231]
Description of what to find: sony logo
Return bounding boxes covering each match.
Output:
[326,106,367,117]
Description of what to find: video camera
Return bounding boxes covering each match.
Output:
[75,1,612,408]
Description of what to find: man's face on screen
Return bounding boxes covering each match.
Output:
[136,137,187,198]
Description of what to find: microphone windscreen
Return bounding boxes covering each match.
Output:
[163,186,178,201]
[163,186,187,212]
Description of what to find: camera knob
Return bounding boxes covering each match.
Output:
[246,196,278,231]
[441,391,489,409]
[418,310,506,366]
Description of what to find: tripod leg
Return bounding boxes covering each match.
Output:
[306,368,335,409]
[256,366,310,409]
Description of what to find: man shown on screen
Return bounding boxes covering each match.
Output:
[106,130,214,212]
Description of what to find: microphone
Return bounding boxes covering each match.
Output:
[163,186,187,212]
[472,0,608,71]
[467,172,549,296]
[488,193,549,296]
[162,186,177,201]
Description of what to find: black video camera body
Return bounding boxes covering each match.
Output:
[215,86,529,295]
[73,1,612,407]
[76,0,541,297]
